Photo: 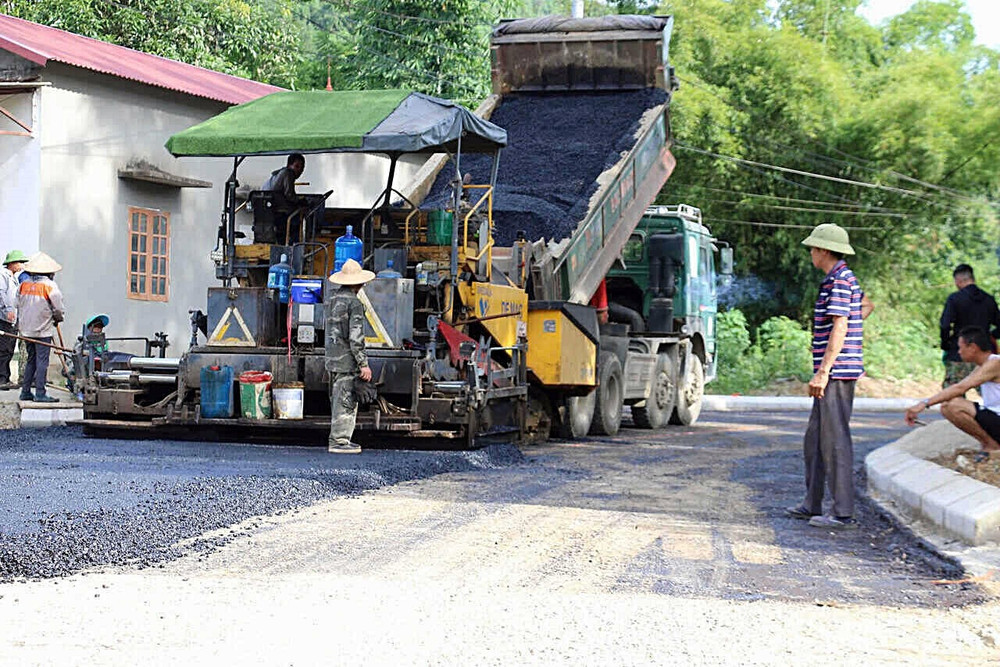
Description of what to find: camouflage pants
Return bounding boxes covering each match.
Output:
[329,372,359,446]
[943,361,977,389]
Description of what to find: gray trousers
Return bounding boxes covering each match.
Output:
[329,372,358,446]
[802,379,856,518]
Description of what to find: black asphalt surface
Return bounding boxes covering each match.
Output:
[0,413,988,609]
[0,427,521,581]
[423,90,668,245]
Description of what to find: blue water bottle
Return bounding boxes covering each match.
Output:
[334,225,364,273]
[267,253,291,303]
[377,259,403,279]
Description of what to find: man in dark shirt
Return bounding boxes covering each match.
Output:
[263,153,307,242]
[940,264,1000,388]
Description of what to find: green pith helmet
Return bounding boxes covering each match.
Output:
[3,249,28,265]
[801,223,855,256]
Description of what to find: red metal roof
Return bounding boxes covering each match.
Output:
[0,13,283,105]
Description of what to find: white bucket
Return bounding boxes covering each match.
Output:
[272,384,304,420]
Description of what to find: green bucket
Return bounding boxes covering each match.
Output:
[427,209,453,245]
[238,371,272,419]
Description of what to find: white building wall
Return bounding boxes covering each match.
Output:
[35,64,423,354]
[0,87,41,255]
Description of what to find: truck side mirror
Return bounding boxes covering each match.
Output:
[720,246,734,275]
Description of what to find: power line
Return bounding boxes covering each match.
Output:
[669,184,906,212]
[676,143,941,201]
[675,73,992,206]
[337,13,489,59]
[692,198,909,218]
[704,217,878,231]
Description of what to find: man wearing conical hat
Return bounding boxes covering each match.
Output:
[785,224,873,530]
[17,252,65,403]
[0,250,28,389]
[325,259,375,453]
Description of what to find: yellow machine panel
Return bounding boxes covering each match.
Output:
[457,282,527,349]
[526,306,597,387]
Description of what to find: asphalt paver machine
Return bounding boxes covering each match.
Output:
[81,90,528,447]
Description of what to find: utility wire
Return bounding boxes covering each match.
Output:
[676,143,940,201]
[669,184,906,212]
[704,217,878,231]
[692,198,908,218]
[675,73,991,205]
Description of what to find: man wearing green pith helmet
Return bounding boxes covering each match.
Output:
[0,250,28,389]
[786,224,874,531]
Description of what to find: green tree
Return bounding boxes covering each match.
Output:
[2,0,303,86]
[335,0,511,106]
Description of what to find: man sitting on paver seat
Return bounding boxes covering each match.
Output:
[905,325,1000,462]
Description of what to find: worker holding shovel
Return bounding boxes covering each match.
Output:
[17,252,65,402]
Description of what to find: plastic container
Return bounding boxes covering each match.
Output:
[272,382,304,420]
[238,370,272,419]
[290,278,323,304]
[333,225,363,273]
[267,254,291,304]
[427,210,453,245]
[200,365,234,418]
[415,262,427,286]
[377,259,403,279]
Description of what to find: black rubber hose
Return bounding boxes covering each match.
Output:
[608,302,645,333]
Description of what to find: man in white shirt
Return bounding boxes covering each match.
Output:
[905,325,1000,461]
[0,250,27,389]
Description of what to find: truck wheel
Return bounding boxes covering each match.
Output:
[633,353,676,429]
[590,351,623,436]
[559,391,595,439]
[670,356,705,426]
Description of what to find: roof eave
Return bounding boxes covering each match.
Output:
[0,36,47,66]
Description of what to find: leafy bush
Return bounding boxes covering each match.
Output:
[712,302,941,394]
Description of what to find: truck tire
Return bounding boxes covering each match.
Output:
[590,351,624,436]
[670,355,705,426]
[633,353,676,429]
[559,391,595,439]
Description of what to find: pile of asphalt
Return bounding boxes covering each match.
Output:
[0,427,523,581]
[422,89,668,246]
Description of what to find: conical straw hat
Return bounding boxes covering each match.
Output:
[329,259,375,285]
[23,252,62,274]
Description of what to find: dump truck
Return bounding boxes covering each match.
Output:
[78,15,730,445]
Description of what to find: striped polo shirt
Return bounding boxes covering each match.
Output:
[812,260,865,380]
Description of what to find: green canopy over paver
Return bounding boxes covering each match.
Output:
[166,89,507,157]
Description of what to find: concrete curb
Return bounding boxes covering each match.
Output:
[866,421,1000,546]
[19,406,84,428]
[703,395,929,413]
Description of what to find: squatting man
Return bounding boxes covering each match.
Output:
[905,325,1000,462]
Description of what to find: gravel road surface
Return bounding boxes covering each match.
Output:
[0,413,997,665]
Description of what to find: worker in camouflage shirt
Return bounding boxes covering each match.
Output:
[326,259,375,453]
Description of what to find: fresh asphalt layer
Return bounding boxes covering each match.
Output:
[0,427,521,581]
[0,412,987,609]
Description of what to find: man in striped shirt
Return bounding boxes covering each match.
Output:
[786,224,874,530]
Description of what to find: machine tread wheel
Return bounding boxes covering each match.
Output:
[670,354,705,426]
[525,388,555,444]
[590,351,624,436]
[633,353,676,430]
[558,391,595,439]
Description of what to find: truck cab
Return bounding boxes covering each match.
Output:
[607,204,721,382]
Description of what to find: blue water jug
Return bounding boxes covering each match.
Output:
[377,259,403,279]
[334,225,364,273]
[267,253,291,304]
[200,365,234,418]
